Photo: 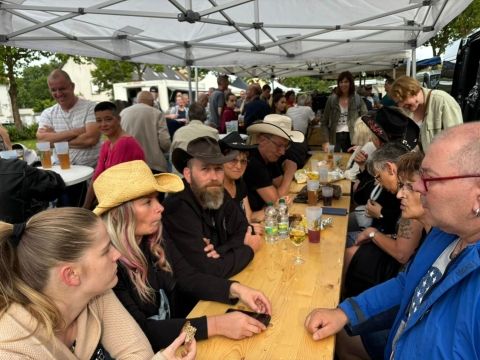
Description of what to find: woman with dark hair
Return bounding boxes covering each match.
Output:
[219,93,238,134]
[270,93,287,114]
[0,207,195,359]
[219,131,265,223]
[320,71,368,152]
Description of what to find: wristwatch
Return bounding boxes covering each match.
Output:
[369,231,377,240]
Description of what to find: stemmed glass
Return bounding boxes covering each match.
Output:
[289,222,306,265]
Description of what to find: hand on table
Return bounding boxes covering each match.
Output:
[210,311,267,339]
[304,308,348,341]
[244,226,263,253]
[230,282,272,315]
[250,222,264,236]
[161,331,196,360]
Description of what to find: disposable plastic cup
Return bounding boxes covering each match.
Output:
[307,180,320,205]
[322,186,334,206]
[54,142,70,170]
[306,206,322,243]
[36,142,52,168]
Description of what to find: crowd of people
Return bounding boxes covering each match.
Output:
[0,67,478,360]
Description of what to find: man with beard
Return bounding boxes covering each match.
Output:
[163,137,262,285]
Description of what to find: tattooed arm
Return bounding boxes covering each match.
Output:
[368,218,425,264]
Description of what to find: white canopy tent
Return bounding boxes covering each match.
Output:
[0,0,471,73]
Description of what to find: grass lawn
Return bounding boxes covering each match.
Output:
[17,138,37,149]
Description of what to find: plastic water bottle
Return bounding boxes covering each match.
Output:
[277,198,289,240]
[264,202,278,244]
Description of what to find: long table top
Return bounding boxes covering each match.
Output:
[188,153,351,359]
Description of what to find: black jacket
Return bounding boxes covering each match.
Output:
[162,180,254,279]
[0,159,65,223]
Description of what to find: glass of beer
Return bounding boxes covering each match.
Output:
[36,142,52,169]
[289,222,306,265]
[54,142,70,170]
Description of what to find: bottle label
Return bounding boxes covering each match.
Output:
[278,222,288,234]
[265,226,278,236]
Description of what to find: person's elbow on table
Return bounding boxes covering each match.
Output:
[304,308,348,341]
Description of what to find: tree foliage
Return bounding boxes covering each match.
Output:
[16,61,61,112]
[279,76,335,93]
[89,58,164,95]
[0,46,50,129]
[427,0,480,56]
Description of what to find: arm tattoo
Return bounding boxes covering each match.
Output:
[398,218,413,240]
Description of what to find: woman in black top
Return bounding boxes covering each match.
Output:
[93,160,272,352]
[220,131,265,224]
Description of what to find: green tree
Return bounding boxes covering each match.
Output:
[89,58,164,95]
[427,0,480,56]
[16,61,61,112]
[280,76,334,93]
[0,46,50,129]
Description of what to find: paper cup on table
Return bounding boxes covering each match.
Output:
[54,142,70,170]
[306,206,322,243]
[36,142,52,168]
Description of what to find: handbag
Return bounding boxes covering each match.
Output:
[354,184,382,228]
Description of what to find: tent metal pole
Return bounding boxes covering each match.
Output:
[195,66,199,101]
[411,47,417,78]
[187,66,192,104]
[406,59,411,79]
[254,0,260,45]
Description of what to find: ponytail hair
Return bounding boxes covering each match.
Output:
[101,201,171,304]
[0,207,100,339]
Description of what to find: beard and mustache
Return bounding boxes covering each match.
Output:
[190,178,224,209]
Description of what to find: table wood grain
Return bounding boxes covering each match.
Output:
[188,173,351,359]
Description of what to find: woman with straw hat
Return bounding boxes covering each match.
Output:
[93,160,272,352]
[0,207,194,359]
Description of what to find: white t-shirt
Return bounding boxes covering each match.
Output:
[38,98,100,167]
[286,105,315,135]
[336,104,349,133]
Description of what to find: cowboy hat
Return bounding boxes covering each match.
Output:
[219,131,257,152]
[246,114,304,143]
[361,106,419,151]
[172,136,238,173]
[92,160,184,216]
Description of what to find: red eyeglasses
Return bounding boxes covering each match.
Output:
[420,172,480,191]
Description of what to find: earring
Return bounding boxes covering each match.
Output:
[474,208,480,217]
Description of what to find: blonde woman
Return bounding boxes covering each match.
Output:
[390,75,462,150]
[93,161,271,353]
[0,207,195,359]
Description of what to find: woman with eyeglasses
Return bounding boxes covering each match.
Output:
[336,150,430,360]
[220,132,265,224]
[344,146,428,298]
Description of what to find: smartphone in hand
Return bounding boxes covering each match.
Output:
[226,308,271,326]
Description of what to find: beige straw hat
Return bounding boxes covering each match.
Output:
[247,114,304,143]
[92,160,184,216]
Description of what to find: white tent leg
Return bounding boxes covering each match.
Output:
[187,65,192,103]
[411,47,417,78]
[406,59,411,79]
[195,66,199,101]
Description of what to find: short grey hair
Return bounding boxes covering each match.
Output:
[366,142,409,176]
[296,94,311,106]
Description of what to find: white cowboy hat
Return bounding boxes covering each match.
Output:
[247,114,304,143]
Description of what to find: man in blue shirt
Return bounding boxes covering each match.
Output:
[305,122,480,359]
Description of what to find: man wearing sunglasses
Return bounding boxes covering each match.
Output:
[305,122,480,359]
[243,114,304,212]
